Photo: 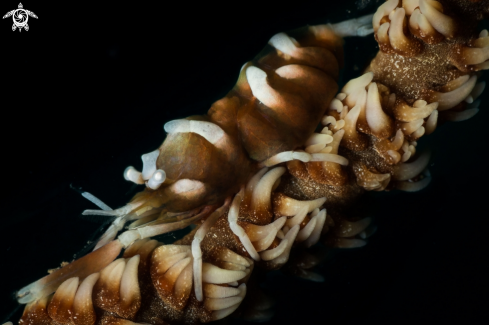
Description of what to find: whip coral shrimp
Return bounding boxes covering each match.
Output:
[1,1,488,324]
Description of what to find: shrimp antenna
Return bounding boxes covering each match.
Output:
[70,184,113,211]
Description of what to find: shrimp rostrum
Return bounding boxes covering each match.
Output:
[13,1,488,324]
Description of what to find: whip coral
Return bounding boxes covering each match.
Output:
[1,1,488,324]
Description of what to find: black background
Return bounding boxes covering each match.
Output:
[0,0,488,324]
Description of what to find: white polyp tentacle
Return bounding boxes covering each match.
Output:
[305,133,333,153]
[395,168,432,191]
[260,239,289,261]
[245,217,287,252]
[344,87,366,115]
[355,164,391,191]
[228,190,260,261]
[342,72,374,96]
[286,206,308,228]
[191,202,230,302]
[319,143,333,153]
[322,126,334,134]
[366,82,392,135]
[377,22,390,45]
[444,108,479,121]
[402,151,412,163]
[269,225,300,265]
[411,126,423,140]
[260,150,311,167]
[333,119,346,131]
[275,195,326,217]
[343,104,362,140]
[409,9,421,33]
[425,110,438,135]
[251,229,277,254]
[202,263,247,284]
[329,98,343,113]
[473,37,489,49]
[192,239,204,302]
[345,88,367,111]
[463,46,489,65]
[311,208,320,218]
[205,291,243,310]
[402,141,409,153]
[396,173,432,191]
[328,129,344,155]
[120,255,141,310]
[433,75,477,111]
[393,151,431,181]
[373,0,399,31]
[204,284,241,299]
[304,209,327,247]
[310,153,349,165]
[209,283,247,321]
[390,129,404,151]
[282,225,290,235]
[389,8,416,53]
[245,168,269,197]
[151,245,198,310]
[276,229,285,239]
[400,119,424,135]
[336,218,372,238]
[49,276,80,323]
[388,150,402,163]
[393,100,438,122]
[419,0,455,38]
[414,9,438,37]
[470,81,486,101]
[475,61,489,71]
[251,167,286,212]
[462,43,489,65]
[403,0,420,15]
[296,217,317,242]
[442,75,469,92]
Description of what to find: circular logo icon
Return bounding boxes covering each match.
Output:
[3,3,38,32]
[13,9,28,27]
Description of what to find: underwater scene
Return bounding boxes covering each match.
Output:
[1,0,488,324]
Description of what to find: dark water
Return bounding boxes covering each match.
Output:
[1,0,488,324]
